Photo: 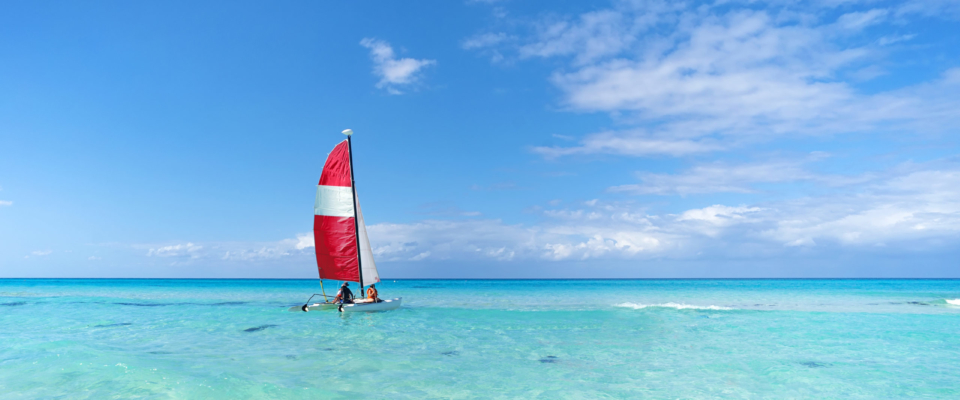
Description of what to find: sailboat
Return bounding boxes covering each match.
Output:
[291,129,401,313]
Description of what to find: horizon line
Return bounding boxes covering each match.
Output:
[2,277,960,280]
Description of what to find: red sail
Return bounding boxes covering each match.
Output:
[313,140,360,283]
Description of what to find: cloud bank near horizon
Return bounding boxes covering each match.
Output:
[118,158,959,268]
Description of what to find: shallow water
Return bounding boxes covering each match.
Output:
[2,279,959,399]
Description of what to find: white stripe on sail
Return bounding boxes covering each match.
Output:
[314,185,355,217]
[355,190,380,287]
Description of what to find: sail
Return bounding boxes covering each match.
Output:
[313,140,361,283]
[312,138,380,286]
[355,191,380,287]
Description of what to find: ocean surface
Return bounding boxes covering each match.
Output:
[2,279,960,399]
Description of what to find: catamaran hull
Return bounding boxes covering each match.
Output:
[339,297,401,312]
[287,302,339,312]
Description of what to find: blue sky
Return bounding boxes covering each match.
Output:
[2,0,959,278]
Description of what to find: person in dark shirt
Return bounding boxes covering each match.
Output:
[333,282,354,304]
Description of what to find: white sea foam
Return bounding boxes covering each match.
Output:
[616,302,733,311]
[946,299,960,306]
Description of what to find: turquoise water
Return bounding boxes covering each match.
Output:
[2,279,960,399]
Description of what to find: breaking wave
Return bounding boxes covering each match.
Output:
[946,299,960,306]
[616,302,733,311]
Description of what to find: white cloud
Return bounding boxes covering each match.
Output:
[294,233,313,250]
[462,32,514,62]
[368,219,541,261]
[943,68,960,85]
[409,251,431,261]
[88,256,101,261]
[677,205,763,237]
[551,11,863,121]
[678,205,763,225]
[533,130,722,157]
[519,9,637,65]
[462,32,512,50]
[31,250,52,256]
[835,9,888,30]
[136,234,315,263]
[471,2,960,157]
[360,38,436,94]
[877,33,916,46]
[366,209,671,262]
[220,234,315,261]
[896,0,960,18]
[147,242,203,258]
[221,247,292,261]
[850,65,887,81]
[352,162,960,261]
[762,168,960,247]
[366,204,674,262]
[609,156,873,195]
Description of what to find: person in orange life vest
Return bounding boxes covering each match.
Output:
[366,284,379,302]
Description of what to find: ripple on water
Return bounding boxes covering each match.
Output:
[92,323,132,328]
[243,325,277,333]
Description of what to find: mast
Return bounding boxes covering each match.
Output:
[345,131,364,295]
